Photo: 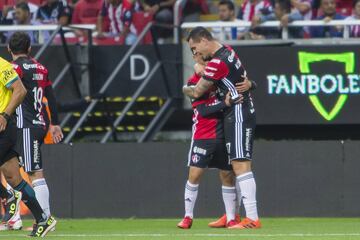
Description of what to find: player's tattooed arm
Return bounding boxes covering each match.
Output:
[182,78,214,99]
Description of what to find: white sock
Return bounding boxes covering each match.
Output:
[237,172,258,221]
[221,186,236,223]
[32,178,51,217]
[235,182,241,215]
[184,181,199,219]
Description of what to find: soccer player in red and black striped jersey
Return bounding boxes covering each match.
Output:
[6,32,62,233]
[178,52,256,229]
[183,27,261,229]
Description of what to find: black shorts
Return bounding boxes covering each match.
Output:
[16,127,47,172]
[224,103,256,161]
[187,139,232,171]
[0,120,18,166]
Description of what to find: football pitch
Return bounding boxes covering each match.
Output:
[1,218,360,240]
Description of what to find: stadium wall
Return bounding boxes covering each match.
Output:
[43,141,360,218]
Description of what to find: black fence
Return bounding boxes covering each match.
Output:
[43,141,360,218]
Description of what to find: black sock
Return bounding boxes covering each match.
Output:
[0,183,11,199]
[14,180,46,223]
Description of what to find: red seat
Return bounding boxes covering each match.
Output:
[28,0,42,5]
[132,11,153,44]
[0,0,6,10]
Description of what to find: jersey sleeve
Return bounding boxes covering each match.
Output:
[187,73,201,86]
[0,62,19,89]
[202,58,229,82]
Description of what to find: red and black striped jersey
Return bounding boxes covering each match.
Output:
[202,45,254,109]
[13,57,51,129]
[188,73,225,140]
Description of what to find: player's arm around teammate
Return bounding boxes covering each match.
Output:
[183,27,261,229]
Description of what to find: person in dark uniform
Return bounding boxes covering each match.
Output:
[5,31,62,231]
[183,27,261,229]
[0,52,56,236]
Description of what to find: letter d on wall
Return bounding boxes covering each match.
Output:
[130,54,150,81]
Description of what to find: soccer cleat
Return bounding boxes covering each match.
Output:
[226,219,238,228]
[177,216,193,229]
[29,216,57,237]
[3,191,22,224]
[7,218,23,230]
[208,214,241,228]
[208,214,226,228]
[228,217,261,229]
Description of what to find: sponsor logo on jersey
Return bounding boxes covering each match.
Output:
[33,140,40,163]
[245,128,252,152]
[193,146,207,155]
[2,69,14,82]
[23,63,45,70]
[32,73,44,81]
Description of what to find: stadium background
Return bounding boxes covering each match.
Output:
[1,1,360,238]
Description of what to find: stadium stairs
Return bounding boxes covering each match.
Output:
[62,96,173,142]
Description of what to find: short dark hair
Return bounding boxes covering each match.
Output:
[354,0,360,7]
[15,2,30,12]
[186,27,214,42]
[219,0,235,11]
[8,32,31,55]
[275,0,291,13]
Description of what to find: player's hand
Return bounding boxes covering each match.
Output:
[236,76,252,93]
[0,115,7,132]
[194,63,205,76]
[49,125,64,144]
[225,92,243,107]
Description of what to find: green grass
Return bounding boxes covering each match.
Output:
[2,218,360,239]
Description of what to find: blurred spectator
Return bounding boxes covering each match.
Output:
[345,0,360,37]
[336,0,353,16]
[139,0,176,39]
[182,0,209,22]
[1,0,38,24]
[237,0,273,22]
[6,2,38,43]
[36,0,72,25]
[96,0,138,45]
[212,0,246,40]
[72,0,102,24]
[290,0,313,21]
[251,0,303,39]
[310,0,345,38]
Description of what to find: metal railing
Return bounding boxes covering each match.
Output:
[0,24,96,128]
[174,0,187,43]
[64,22,177,143]
[181,19,360,39]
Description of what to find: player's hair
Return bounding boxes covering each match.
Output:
[187,27,214,42]
[219,0,235,11]
[275,0,291,13]
[354,0,360,7]
[8,32,31,55]
[15,2,30,12]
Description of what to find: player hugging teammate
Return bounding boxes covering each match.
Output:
[178,32,259,229]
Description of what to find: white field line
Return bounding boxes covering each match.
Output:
[1,233,360,238]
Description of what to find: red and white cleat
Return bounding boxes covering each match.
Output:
[177,216,193,229]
